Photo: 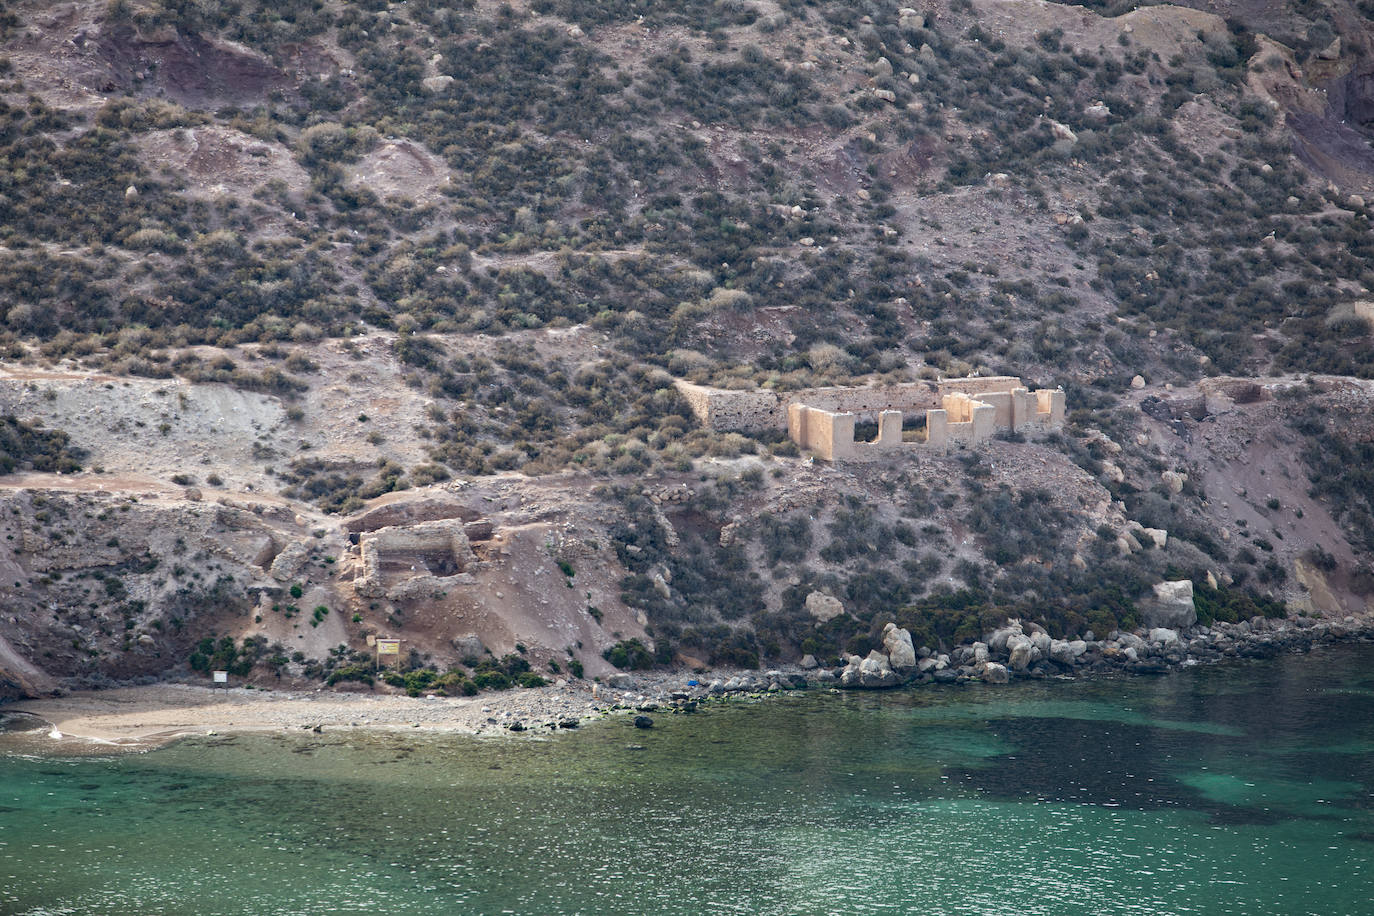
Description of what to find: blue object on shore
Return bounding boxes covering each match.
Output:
[686,680,699,687]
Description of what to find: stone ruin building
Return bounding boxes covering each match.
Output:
[675,376,1065,461]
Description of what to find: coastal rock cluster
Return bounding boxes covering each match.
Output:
[827,615,1374,688]
[608,613,1374,709]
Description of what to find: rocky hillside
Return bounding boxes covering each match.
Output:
[0,0,1371,699]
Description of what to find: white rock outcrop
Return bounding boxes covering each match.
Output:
[806,592,846,622]
[882,622,917,671]
[1143,580,1197,630]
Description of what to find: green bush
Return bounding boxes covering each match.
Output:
[0,416,85,474]
[326,664,374,687]
[602,638,655,670]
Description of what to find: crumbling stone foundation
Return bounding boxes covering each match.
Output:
[678,375,1064,461]
[354,520,476,598]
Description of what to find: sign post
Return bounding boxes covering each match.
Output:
[213,670,228,692]
[375,638,400,674]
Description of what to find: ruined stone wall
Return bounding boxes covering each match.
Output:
[674,380,781,431]
[877,410,903,445]
[977,391,1014,427]
[782,382,940,416]
[1035,388,1066,427]
[933,397,996,446]
[681,374,1063,457]
[936,376,1023,397]
[788,404,855,460]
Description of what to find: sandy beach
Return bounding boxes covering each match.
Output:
[0,679,650,752]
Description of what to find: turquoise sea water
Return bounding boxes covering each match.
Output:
[3,643,1373,916]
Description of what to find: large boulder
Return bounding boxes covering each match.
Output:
[881,623,917,671]
[1116,632,1146,652]
[1006,635,1034,671]
[1149,628,1181,648]
[805,592,846,623]
[1143,580,1197,630]
[988,622,1023,655]
[982,662,1010,684]
[1049,639,1087,665]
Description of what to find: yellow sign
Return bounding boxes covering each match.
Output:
[377,639,401,656]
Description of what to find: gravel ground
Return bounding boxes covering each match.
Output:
[0,674,722,752]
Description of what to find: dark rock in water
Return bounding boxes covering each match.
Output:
[933,669,958,683]
[557,719,579,729]
[634,715,654,729]
[508,721,525,732]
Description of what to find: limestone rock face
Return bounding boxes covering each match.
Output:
[806,592,846,622]
[799,654,818,670]
[1143,580,1197,630]
[269,540,314,582]
[882,622,917,671]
